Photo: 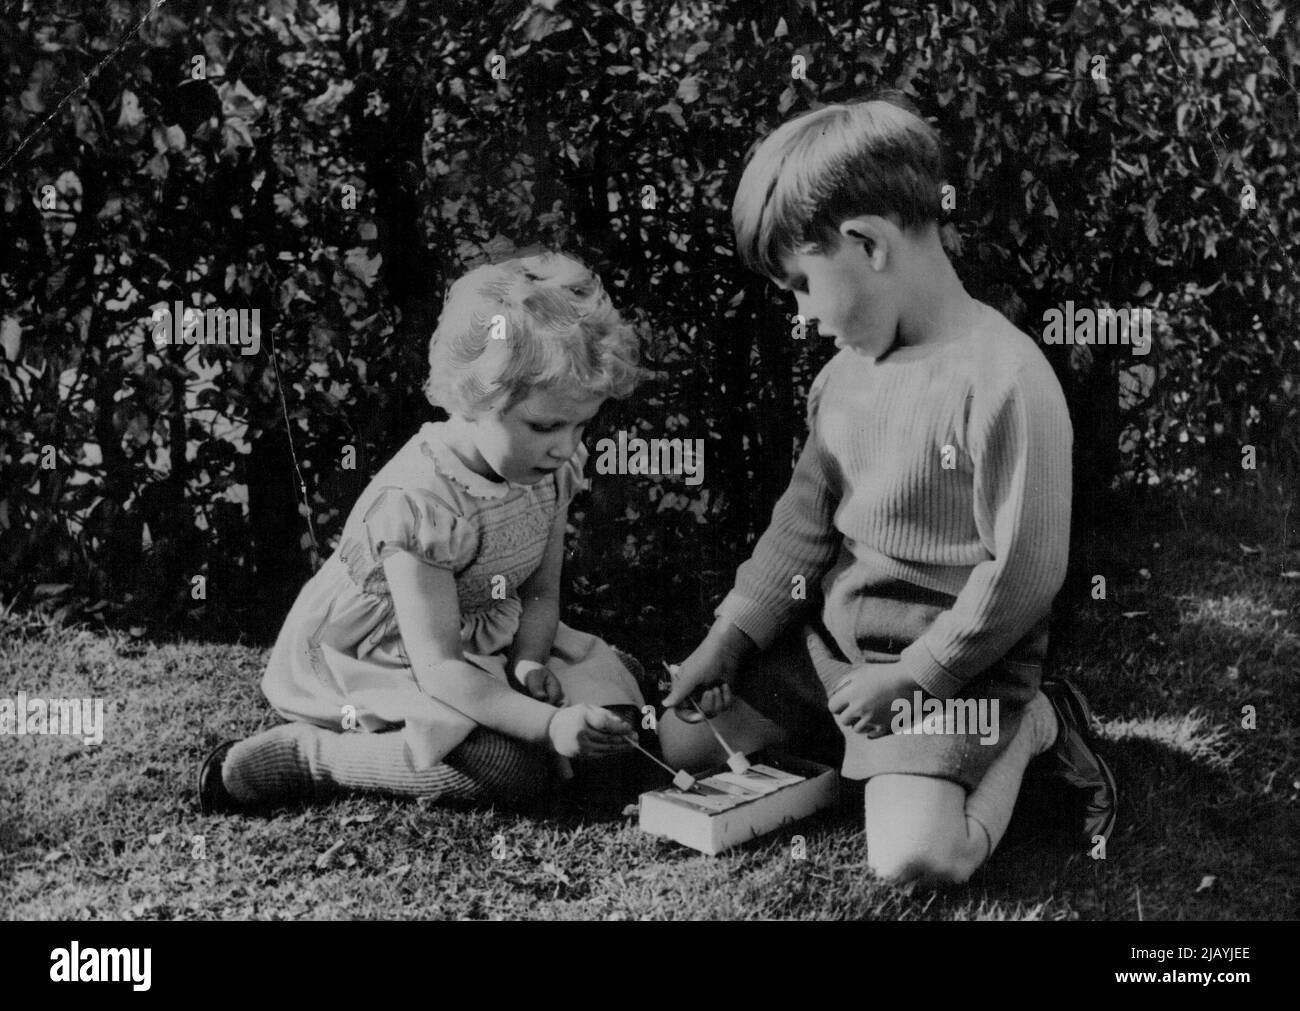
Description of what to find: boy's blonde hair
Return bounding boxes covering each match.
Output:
[732,97,944,279]
[424,251,643,417]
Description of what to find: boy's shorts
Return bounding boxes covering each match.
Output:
[737,622,1041,792]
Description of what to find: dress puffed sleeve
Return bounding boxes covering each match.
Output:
[358,485,475,572]
[554,441,591,510]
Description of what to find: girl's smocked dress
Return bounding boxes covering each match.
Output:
[260,420,644,772]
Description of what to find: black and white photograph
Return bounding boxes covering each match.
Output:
[1,0,1296,960]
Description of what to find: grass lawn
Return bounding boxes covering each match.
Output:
[2,484,1297,920]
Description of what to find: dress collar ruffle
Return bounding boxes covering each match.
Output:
[419,422,531,500]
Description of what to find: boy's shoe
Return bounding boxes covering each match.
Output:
[197,740,240,815]
[1029,678,1118,847]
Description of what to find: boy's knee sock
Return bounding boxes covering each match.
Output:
[223,723,547,805]
[962,692,1058,861]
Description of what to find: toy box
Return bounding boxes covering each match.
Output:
[637,752,838,856]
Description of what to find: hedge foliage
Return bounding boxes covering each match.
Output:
[1,0,1296,653]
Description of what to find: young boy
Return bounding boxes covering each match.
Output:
[660,98,1116,886]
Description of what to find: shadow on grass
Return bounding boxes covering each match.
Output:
[170,678,1293,920]
[975,728,1296,918]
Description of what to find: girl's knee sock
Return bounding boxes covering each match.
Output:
[962,691,1058,862]
[222,724,317,805]
[222,723,548,805]
[299,726,482,800]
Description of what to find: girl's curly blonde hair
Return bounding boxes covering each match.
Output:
[424,251,644,417]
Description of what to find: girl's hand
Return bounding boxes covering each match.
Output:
[547,705,635,758]
[661,624,751,718]
[515,661,564,704]
[827,662,916,736]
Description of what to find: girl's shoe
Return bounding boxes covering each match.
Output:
[1029,678,1118,847]
[197,740,240,815]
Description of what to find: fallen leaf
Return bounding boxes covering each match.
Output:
[339,813,377,827]
[1280,571,1300,580]
[42,850,68,864]
[116,89,145,130]
[1196,874,1217,893]
[147,831,168,846]
[1121,611,1149,618]
[542,861,572,886]
[1238,543,1262,555]
[315,840,345,869]
[621,803,639,817]
[659,101,686,129]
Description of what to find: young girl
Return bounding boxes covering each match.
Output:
[199,252,646,812]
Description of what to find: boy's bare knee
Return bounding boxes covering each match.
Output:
[659,700,788,772]
[865,774,980,886]
[869,840,975,887]
[656,711,727,772]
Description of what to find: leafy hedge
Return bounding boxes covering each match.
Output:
[1,0,1296,654]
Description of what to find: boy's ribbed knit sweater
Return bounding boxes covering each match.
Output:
[715,303,1073,700]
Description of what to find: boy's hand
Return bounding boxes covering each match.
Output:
[827,663,917,736]
[661,624,753,718]
[515,662,564,704]
[547,705,635,758]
